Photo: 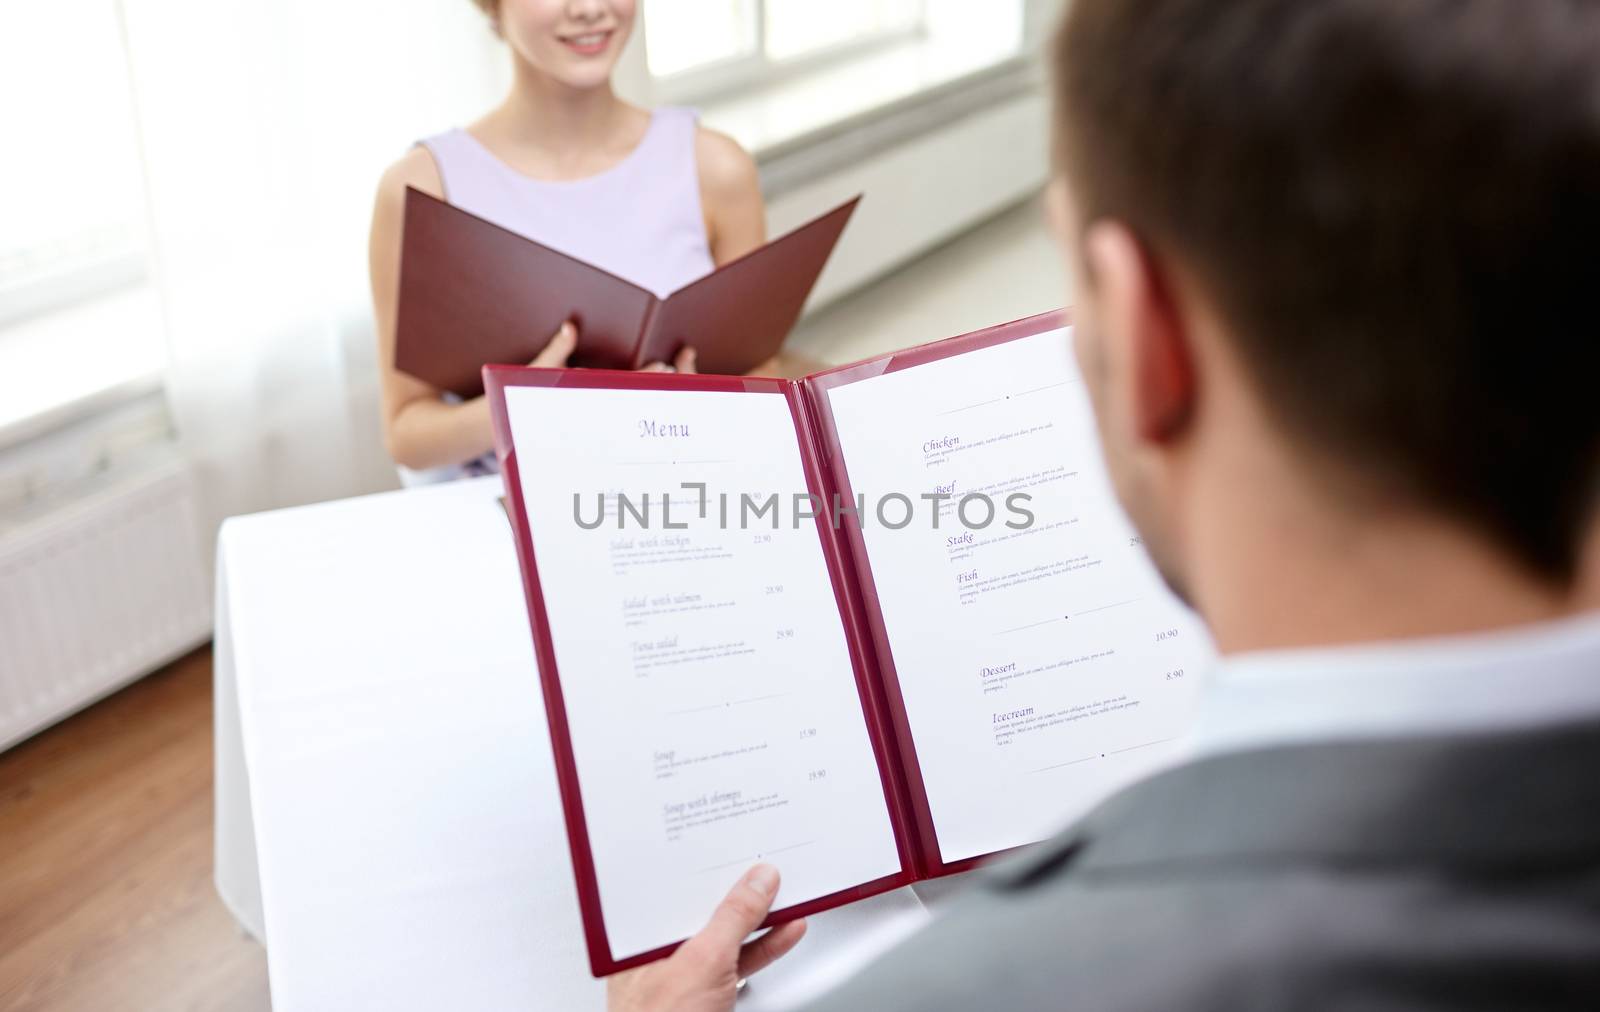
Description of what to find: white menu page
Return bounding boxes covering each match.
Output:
[504,384,902,962]
[825,328,1211,865]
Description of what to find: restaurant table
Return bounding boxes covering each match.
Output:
[213,476,952,1011]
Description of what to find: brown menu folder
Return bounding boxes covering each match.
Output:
[394,187,860,398]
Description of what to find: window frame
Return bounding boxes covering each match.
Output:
[646,0,929,106]
[0,0,154,336]
[0,243,150,333]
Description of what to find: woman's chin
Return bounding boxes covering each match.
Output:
[545,60,617,92]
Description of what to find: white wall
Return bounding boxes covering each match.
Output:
[766,91,1049,316]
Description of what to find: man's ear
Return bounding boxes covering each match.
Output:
[1082,222,1195,444]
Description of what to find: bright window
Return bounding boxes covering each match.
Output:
[0,0,150,325]
[763,0,921,63]
[0,0,164,441]
[644,0,927,97]
[641,0,759,79]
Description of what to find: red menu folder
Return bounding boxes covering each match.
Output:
[485,309,1208,976]
[395,187,860,397]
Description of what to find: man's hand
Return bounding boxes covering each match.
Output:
[607,864,806,1012]
[531,321,578,367]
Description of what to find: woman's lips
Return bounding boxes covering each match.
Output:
[560,30,613,57]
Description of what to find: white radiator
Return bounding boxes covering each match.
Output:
[0,457,211,751]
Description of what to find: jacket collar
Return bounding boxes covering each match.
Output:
[986,719,1600,889]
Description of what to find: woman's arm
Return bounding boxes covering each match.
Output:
[695,127,822,379]
[369,149,484,471]
[368,150,577,471]
[695,127,766,265]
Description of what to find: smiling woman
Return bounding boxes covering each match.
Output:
[369,0,770,484]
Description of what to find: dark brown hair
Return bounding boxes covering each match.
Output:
[1054,0,1600,582]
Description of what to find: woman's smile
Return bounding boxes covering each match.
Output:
[559,28,614,57]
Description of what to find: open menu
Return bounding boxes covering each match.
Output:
[396,188,859,397]
[485,310,1211,976]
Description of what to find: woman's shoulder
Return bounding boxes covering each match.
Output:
[371,144,446,240]
[377,144,445,206]
[691,121,759,204]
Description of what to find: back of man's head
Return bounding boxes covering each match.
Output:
[1053,0,1600,585]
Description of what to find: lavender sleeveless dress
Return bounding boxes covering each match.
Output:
[400,107,716,486]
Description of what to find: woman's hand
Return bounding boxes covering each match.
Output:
[531,321,579,367]
[606,864,805,1012]
[640,346,699,374]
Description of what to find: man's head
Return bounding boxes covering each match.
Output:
[1049,0,1600,617]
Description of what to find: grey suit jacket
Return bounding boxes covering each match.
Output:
[802,721,1600,1010]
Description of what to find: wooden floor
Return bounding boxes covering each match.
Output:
[0,648,271,1011]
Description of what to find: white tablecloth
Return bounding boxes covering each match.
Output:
[213,477,948,1011]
